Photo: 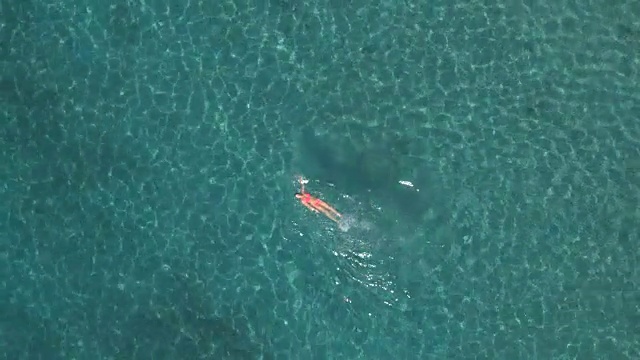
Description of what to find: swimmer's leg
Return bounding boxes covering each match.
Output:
[319,208,339,222]
[303,202,319,213]
[318,202,341,217]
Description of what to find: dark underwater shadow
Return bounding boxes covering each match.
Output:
[120,311,266,360]
[295,125,447,227]
[112,270,273,360]
[0,299,64,359]
[0,0,36,58]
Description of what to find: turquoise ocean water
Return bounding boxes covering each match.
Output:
[1,0,639,359]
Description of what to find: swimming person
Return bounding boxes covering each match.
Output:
[295,176,342,223]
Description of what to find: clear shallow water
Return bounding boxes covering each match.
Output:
[1,0,639,359]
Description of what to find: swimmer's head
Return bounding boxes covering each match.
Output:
[295,192,303,199]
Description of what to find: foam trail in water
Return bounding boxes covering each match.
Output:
[338,213,372,232]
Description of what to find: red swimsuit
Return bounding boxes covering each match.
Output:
[302,193,318,206]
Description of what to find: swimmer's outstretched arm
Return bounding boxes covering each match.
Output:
[298,176,308,193]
